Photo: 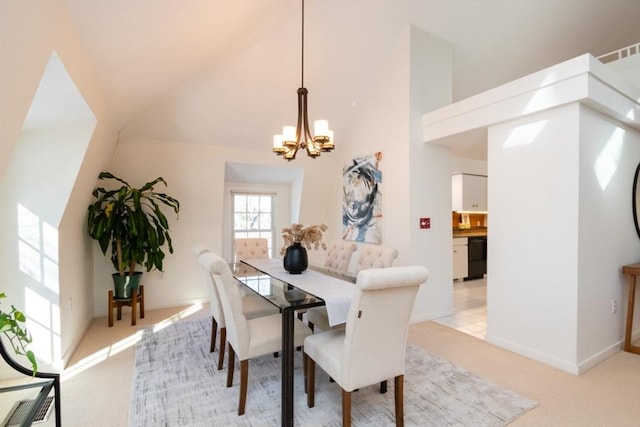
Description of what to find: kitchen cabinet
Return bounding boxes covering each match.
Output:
[452,173,487,212]
[453,237,468,280]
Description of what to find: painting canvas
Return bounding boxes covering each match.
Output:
[342,152,382,243]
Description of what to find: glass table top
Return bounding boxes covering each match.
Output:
[231,262,328,311]
[232,262,357,310]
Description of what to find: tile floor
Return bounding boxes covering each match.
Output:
[433,277,487,340]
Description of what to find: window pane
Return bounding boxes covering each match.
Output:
[234,213,246,230]
[234,195,246,212]
[247,213,259,230]
[247,196,260,212]
[232,193,276,258]
[260,196,271,212]
[259,213,271,229]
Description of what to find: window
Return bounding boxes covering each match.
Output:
[232,193,275,258]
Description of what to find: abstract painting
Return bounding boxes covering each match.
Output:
[342,152,382,243]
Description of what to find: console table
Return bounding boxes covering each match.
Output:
[0,339,60,426]
[621,263,640,355]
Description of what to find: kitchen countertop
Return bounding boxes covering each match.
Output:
[453,227,488,238]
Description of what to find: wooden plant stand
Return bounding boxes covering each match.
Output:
[108,285,145,327]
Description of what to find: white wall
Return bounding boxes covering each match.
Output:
[452,157,488,176]
[0,1,118,370]
[0,124,94,371]
[409,27,455,321]
[487,104,582,372]
[487,102,640,374]
[576,106,640,367]
[606,53,640,90]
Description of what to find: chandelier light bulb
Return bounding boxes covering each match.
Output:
[283,126,296,142]
[314,120,329,137]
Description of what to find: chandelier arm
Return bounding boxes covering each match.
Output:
[301,89,313,144]
[296,88,305,144]
[301,88,319,157]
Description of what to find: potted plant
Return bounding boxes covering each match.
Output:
[280,223,327,274]
[0,292,37,373]
[87,172,180,298]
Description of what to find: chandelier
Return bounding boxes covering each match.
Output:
[272,0,334,161]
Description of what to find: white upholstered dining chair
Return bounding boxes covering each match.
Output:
[324,240,358,273]
[192,243,211,258]
[205,251,313,415]
[196,250,277,371]
[234,238,269,262]
[192,244,215,352]
[354,244,399,274]
[304,265,429,427]
[307,244,399,332]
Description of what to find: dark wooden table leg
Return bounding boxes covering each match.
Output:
[281,307,295,427]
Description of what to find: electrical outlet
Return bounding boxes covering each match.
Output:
[612,299,617,314]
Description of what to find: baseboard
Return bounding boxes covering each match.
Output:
[60,316,93,369]
[576,340,622,374]
[485,334,581,375]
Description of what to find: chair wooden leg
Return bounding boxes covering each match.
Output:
[139,285,145,318]
[218,327,226,370]
[302,350,307,392]
[108,291,114,327]
[306,356,315,408]
[210,317,217,353]
[380,380,387,394]
[238,360,248,415]
[394,375,404,427]
[342,389,352,427]
[226,345,235,387]
[308,321,315,332]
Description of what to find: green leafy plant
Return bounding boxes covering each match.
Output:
[87,172,180,276]
[0,292,37,373]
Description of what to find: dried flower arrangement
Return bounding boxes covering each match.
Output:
[280,223,328,255]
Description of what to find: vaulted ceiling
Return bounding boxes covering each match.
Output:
[61,0,640,159]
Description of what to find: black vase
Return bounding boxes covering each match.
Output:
[283,242,308,274]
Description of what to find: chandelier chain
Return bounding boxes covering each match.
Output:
[301,0,304,88]
[272,0,334,161]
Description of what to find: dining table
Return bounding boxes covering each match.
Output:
[231,258,356,427]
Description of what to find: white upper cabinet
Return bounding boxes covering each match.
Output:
[452,173,488,212]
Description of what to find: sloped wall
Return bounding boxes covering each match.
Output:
[0,1,117,370]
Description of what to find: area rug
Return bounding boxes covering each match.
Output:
[129,317,537,426]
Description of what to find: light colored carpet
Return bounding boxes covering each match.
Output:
[129,318,537,426]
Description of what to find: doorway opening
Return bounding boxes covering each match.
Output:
[433,277,486,340]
